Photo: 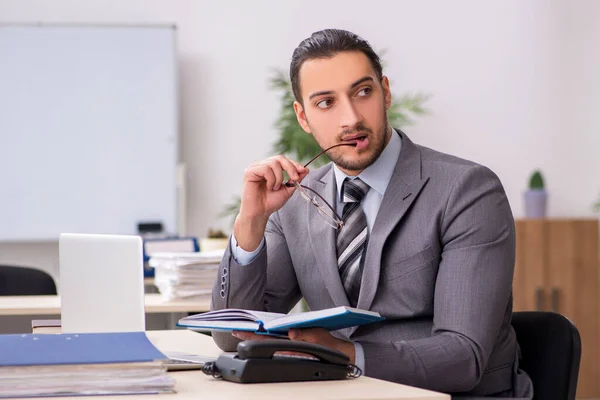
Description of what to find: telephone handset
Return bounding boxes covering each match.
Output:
[203,339,361,383]
[237,339,350,365]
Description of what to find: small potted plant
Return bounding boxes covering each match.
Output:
[524,170,547,218]
[200,228,229,252]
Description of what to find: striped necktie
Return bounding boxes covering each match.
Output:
[336,178,370,307]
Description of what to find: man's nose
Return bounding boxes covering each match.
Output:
[338,97,362,129]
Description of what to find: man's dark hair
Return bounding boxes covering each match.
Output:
[290,29,383,104]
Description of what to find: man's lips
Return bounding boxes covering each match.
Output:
[341,133,368,142]
[339,134,369,151]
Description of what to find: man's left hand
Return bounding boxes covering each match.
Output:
[232,328,356,364]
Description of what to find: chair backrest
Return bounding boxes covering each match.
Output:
[0,265,57,296]
[512,311,581,400]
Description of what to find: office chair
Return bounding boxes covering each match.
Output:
[512,311,581,400]
[0,265,57,295]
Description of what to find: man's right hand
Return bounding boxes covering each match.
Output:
[234,155,309,252]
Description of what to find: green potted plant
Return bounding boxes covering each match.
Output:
[221,69,430,224]
[524,170,547,218]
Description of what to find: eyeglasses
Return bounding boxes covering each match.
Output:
[284,142,356,230]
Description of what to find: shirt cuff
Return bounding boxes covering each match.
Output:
[230,234,265,266]
[354,342,365,374]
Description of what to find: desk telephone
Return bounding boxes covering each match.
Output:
[202,339,362,383]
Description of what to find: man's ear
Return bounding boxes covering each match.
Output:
[381,76,392,110]
[293,100,312,134]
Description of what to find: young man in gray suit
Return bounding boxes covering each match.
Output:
[211,29,533,398]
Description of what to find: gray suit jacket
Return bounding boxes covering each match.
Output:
[211,131,533,398]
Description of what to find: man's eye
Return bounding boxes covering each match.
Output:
[357,88,372,97]
[316,99,333,109]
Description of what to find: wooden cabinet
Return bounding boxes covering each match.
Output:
[514,219,599,398]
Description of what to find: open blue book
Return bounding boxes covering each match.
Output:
[177,306,384,335]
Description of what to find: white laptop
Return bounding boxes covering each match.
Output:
[59,233,145,333]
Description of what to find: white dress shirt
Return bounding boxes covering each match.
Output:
[231,129,402,373]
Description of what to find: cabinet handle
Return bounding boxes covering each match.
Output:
[551,288,559,313]
[535,287,544,311]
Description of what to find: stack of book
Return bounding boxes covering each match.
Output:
[0,332,174,398]
[148,250,224,301]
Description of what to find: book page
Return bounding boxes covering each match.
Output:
[181,320,260,331]
[264,306,347,329]
[180,309,286,324]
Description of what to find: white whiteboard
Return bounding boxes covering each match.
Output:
[0,24,178,241]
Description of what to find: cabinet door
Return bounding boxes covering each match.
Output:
[513,220,546,311]
[546,220,599,398]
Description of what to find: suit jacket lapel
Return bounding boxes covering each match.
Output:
[306,166,350,307]
[356,131,430,313]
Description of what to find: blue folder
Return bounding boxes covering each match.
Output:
[0,332,167,367]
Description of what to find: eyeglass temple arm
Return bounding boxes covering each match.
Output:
[302,142,357,168]
[283,142,357,188]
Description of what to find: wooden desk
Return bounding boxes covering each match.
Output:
[0,294,210,316]
[144,330,451,400]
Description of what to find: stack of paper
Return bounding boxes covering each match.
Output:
[149,250,224,301]
[0,332,174,398]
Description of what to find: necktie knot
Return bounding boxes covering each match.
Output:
[342,178,370,204]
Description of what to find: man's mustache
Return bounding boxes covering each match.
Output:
[341,123,372,136]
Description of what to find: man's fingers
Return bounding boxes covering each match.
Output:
[265,156,301,190]
[289,328,311,342]
[245,163,273,185]
[264,159,286,191]
[274,156,301,182]
[232,331,263,340]
[261,165,277,191]
[293,161,307,174]
[246,157,307,189]
[232,331,284,341]
[293,162,309,182]
[288,328,328,342]
[272,155,309,183]
[288,329,300,341]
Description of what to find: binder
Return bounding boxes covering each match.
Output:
[0,331,166,366]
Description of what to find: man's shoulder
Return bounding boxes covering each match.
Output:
[418,143,479,172]
[416,143,501,185]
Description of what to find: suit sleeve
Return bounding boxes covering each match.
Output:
[359,165,516,393]
[210,210,302,351]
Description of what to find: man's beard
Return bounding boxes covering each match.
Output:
[311,110,390,172]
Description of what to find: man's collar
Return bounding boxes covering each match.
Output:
[333,128,402,201]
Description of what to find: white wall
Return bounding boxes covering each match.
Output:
[0,0,598,279]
